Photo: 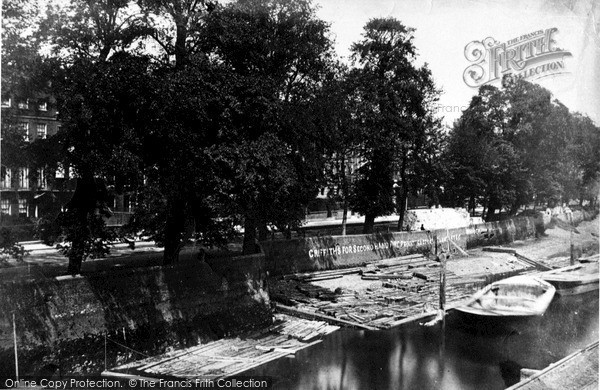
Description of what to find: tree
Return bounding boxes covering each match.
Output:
[443,84,525,219]
[346,18,441,233]
[138,0,216,67]
[200,0,335,252]
[445,77,600,218]
[313,65,360,235]
[52,54,152,273]
[35,0,153,273]
[128,57,240,264]
[571,114,600,207]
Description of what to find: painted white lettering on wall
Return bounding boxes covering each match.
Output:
[307,234,463,258]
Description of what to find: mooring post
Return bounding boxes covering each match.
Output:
[105,332,108,371]
[13,312,19,381]
[569,213,575,266]
[438,232,447,354]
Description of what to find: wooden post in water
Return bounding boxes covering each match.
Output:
[569,213,575,266]
[105,332,108,371]
[13,313,19,381]
[438,232,447,354]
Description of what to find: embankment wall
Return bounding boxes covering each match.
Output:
[262,217,537,275]
[0,253,270,376]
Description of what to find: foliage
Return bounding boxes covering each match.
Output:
[0,227,28,263]
[346,18,442,232]
[200,0,335,250]
[444,77,600,219]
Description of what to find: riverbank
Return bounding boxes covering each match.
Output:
[1,215,597,380]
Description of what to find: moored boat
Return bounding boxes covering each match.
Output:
[455,275,556,317]
[539,261,599,296]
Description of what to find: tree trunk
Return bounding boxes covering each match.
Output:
[163,197,185,265]
[242,216,257,255]
[396,152,408,231]
[397,186,408,231]
[258,220,268,242]
[65,171,97,274]
[174,21,188,69]
[340,153,348,236]
[363,213,375,234]
[341,199,348,236]
[66,208,87,275]
[469,195,475,217]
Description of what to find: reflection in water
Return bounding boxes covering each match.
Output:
[247,292,598,389]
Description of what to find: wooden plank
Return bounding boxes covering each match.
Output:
[514,253,553,271]
[483,247,517,254]
[361,273,413,280]
[302,274,344,282]
[221,339,323,379]
[255,345,298,354]
[284,267,364,280]
[276,303,378,331]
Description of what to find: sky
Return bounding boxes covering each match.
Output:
[314,0,600,126]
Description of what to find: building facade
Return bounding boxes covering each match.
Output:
[0,94,75,225]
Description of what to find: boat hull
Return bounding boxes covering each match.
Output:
[540,262,599,296]
[455,275,556,317]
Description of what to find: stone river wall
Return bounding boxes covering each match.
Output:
[262,217,538,275]
[0,253,271,376]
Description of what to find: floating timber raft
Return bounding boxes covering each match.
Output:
[102,314,338,380]
[271,253,537,329]
[506,340,598,390]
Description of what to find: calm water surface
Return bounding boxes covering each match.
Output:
[247,292,599,389]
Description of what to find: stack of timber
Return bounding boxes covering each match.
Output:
[271,254,489,329]
[103,314,338,380]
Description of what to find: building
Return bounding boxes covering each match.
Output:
[0,94,75,226]
[1,93,134,234]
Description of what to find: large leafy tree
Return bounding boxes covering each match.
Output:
[444,77,600,218]
[312,65,360,235]
[200,0,334,252]
[53,54,153,273]
[128,57,238,264]
[571,114,600,207]
[34,0,153,273]
[139,0,216,67]
[346,18,441,233]
[443,85,521,218]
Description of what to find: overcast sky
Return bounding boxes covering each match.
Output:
[314,0,600,126]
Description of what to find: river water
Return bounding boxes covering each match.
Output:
[247,292,599,389]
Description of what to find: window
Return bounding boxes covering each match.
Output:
[124,195,135,213]
[18,198,28,216]
[55,164,65,179]
[1,199,10,215]
[36,123,47,139]
[1,97,11,107]
[37,168,47,189]
[38,101,47,111]
[1,168,11,189]
[18,167,29,189]
[19,122,30,141]
[17,100,29,109]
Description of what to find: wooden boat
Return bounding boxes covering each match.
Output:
[455,275,556,317]
[540,262,599,296]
